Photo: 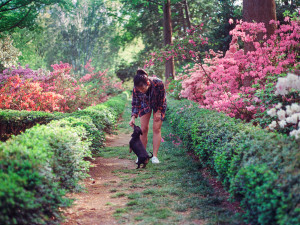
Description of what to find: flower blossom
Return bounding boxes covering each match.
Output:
[267,108,277,117]
[269,121,277,130]
[277,109,286,120]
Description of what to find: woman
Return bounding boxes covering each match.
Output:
[129,69,167,164]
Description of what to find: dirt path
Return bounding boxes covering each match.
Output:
[63,132,133,225]
[63,102,243,224]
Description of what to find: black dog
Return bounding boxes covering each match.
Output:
[129,124,153,169]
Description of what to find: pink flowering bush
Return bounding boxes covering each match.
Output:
[78,60,123,104]
[0,60,123,112]
[41,62,84,112]
[146,16,299,122]
[0,64,51,87]
[0,75,63,112]
[144,24,208,68]
[180,18,299,121]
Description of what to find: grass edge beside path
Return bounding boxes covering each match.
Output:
[96,99,244,225]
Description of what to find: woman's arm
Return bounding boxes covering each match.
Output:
[130,88,140,126]
[157,81,167,119]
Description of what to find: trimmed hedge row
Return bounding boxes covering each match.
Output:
[0,110,64,141]
[0,92,129,142]
[166,98,300,225]
[0,92,129,225]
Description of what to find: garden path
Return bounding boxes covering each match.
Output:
[62,131,134,225]
[63,101,243,225]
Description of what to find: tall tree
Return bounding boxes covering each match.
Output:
[243,0,277,52]
[242,0,277,86]
[183,0,191,29]
[163,0,175,83]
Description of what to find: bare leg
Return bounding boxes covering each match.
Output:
[140,112,151,149]
[153,111,163,157]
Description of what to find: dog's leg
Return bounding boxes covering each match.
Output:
[136,163,141,169]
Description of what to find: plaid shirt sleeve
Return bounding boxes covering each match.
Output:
[131,88,140,118]
[157,82,166,111]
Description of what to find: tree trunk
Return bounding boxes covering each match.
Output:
[163,0,174,84]
[180,2,186,33]
[183,0,191,29]
[243,0,277,52]
[243,0,276,87]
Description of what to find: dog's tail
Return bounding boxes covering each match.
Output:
[148,152,153,158]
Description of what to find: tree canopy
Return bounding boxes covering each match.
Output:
[0,0,71,33]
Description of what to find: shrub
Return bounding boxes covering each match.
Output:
[0,75,64,112]
[49,116,104,154]
[0,109,62,141]
[0,122,90,224]
[167,97,300,225]
[71,91,128,134]
[0,91,129,224]
[0,158,71,225]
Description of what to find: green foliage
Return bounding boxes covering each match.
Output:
[276,1,299,23]
[0,158,71,225]
[167,77,182,99]
[0,109,63,141]
[251,69,300,134]
[115,59,139,82]
[167,97,300,225]
[0,92,129,224]
[51,116,105,154]
[71,92,128,135]
[0,0,71,33]
[0,122,88,224]
[230,165,284,225]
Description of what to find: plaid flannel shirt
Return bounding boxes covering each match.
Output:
[131,77,167,120]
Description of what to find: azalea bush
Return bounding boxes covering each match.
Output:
[180,17,299,121]
[144,24,208,68]
[146,15,299,122]
[0,64,50,87]
[0,61,123,112]
[0,75,64,112]
[265,73,300,139]
[78,59,123,105]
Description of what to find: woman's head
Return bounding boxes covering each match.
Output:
[134,69,150,93]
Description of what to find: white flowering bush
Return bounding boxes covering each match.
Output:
[0,36,21,70]
[267,73,300,139]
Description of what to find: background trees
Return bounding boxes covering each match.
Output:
[0,0,71,33]
[0,0,298,80]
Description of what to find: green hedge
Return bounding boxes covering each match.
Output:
[0,110,63,141]
[70,91,129,152]
[0,92,129,224]
[167,98,300,225]
[0,92,129,142]
[0,123,90,224]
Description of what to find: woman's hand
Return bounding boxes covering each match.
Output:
[129,116,136,127]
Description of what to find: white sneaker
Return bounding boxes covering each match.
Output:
[151,156,160,164]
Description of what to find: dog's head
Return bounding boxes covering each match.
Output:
[132,124,143,137]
